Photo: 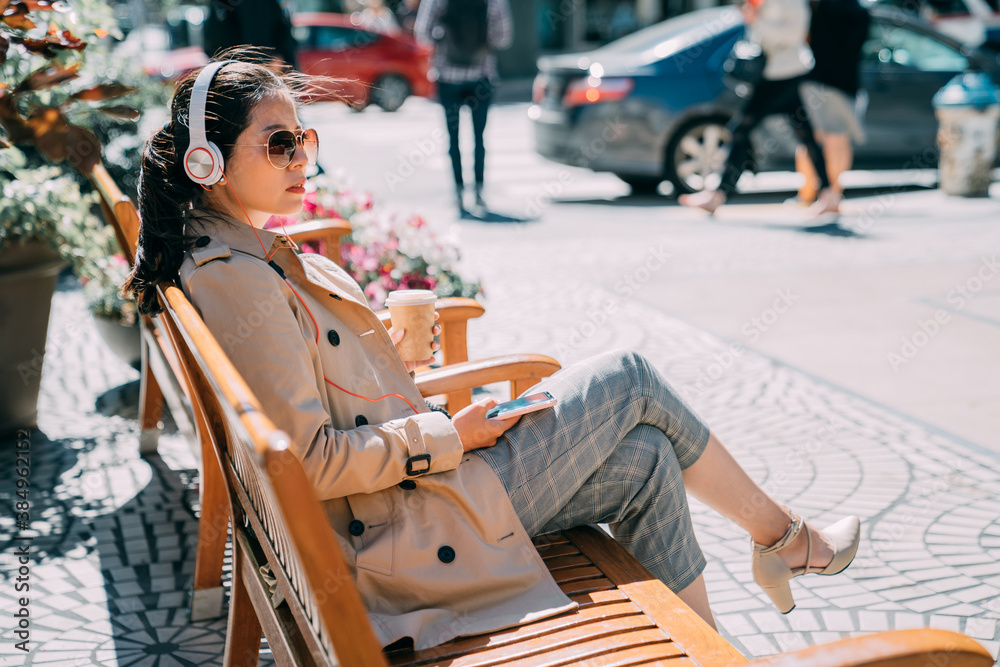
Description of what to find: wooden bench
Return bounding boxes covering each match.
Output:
[86,164,482,619]
[153,278,994,667]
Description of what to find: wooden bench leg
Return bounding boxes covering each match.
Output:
[138,332,163,454]
[224,536,263,667]
[191,429,229,620]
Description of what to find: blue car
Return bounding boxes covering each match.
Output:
[530,6,1000,195]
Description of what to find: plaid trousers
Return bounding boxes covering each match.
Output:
[472,349,710,593]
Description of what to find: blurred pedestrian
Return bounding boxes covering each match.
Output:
[356,0,400,33]
[395,0,422,34]
[679,0,840,216]
[204,0,298,70]
[415,0,513,214]
[793,0,871,207]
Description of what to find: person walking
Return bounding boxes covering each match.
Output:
[679,0,840,216]
[204,0,299,70]
[414,0,513,214]
[794,0,871,207]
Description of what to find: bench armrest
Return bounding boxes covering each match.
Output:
[282,218,353,266]
[415,354,561,403]
[747,628,993,667]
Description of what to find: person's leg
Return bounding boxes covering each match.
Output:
[823,133,852,195]
[472,349,849,610]
[679,80,775,213]
[779,78,839,213]
[524,422,715,627]
[437,81,465,209]
[681,432,834,570]
[472,350,712,543]
[795,141,821,204]
[677,575,714,628]
[468,77,494,207]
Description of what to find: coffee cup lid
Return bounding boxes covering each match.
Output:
[385,289,437,307]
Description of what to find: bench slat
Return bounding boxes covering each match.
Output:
[533,533,570,547]
[543,554,594,571]
[493,628,682,667]
[574,646,701,667]
[565,527,749,666]
[537,543,582,560]
[388,601,646,666]
[559,575,618,596]
[401,616,671,667]
[569,589,630,608]
[549,565,606,584]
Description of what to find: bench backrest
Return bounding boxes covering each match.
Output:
[156,280,388,666]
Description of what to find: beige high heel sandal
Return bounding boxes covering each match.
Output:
[751,511,861,613]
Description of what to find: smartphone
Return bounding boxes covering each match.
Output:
[486,391,557,420]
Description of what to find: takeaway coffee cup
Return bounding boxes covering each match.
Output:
[385,289,437,362]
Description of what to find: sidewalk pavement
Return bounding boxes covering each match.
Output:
[1,202,999,664]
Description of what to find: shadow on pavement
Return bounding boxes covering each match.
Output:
[0,425,247,664]
[460,207,534,223]
[792,219,864,238]
[94,453,234,666]
[547,182,937,208]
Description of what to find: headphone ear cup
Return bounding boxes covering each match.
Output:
[184,140,225,186]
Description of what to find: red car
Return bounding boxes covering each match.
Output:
[292,13,433,111]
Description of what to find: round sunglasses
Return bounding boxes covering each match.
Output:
[231,128,319,169]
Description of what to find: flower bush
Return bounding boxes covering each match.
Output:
[266,172,482,310]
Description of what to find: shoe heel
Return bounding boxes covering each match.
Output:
[761,581,795,614]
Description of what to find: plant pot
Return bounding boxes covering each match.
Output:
[93,313,142,371]
[0,240,67,435]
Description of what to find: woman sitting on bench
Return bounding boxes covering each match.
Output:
[122,55,861,651]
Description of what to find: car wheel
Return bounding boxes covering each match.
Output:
[665,116,732,195]
[372,75,410,112]
[617,175,663,195]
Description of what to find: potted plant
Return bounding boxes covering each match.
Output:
[0,0,138,433]
[0,147,104,431]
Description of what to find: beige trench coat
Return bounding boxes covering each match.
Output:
[178,209,577,650]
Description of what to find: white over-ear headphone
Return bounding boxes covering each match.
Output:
[183,60,233,186]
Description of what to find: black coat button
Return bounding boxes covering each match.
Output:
[327,330,340,346]
[195,236,211,248]
[398,480,417,491]
[348,520,365,536]
[437,546,455,563]
[355,415,368,427]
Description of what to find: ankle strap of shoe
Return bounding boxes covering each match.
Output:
[756,514,803,554]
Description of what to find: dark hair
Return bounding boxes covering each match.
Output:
[122,49,304,315]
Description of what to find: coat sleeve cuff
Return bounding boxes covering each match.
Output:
[402,412,464,476]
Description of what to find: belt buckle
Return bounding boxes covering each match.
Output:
[406,454,431,476]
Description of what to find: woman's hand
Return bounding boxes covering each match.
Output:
[452,398,521,452]
[389,311,442,373]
